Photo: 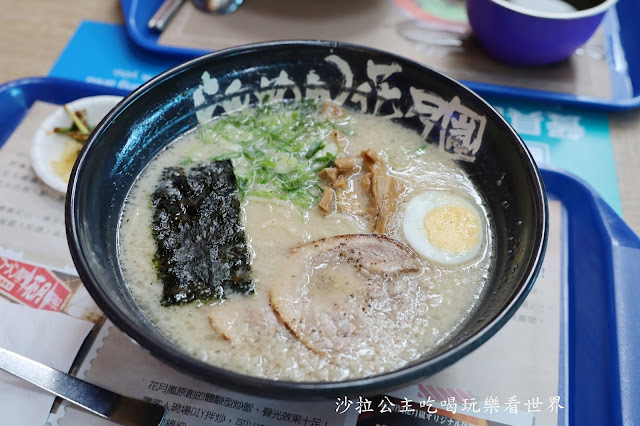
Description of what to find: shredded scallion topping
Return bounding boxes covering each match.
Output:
[197,99,349,208]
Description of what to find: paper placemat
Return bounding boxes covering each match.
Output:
[0,297,94,426]
[0,102,106,425]
[0,101,105,324]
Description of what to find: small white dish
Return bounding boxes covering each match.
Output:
[31,95,123,194]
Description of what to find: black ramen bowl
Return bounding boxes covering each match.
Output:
[66,41,547,399]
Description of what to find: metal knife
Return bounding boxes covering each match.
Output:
[0,346,166,426]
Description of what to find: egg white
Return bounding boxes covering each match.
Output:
[402,191,484,266]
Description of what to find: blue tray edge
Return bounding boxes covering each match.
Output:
[542,167,640,425]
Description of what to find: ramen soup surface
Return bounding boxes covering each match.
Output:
[118,100,494,382]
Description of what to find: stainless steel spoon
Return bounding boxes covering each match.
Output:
[0,347,166,426]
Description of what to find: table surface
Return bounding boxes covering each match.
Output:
[1,0,640,236]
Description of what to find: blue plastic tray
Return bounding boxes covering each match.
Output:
[1,76,638,425]
[120,0,640,111]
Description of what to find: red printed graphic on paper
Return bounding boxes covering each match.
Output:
[0,256,71,311]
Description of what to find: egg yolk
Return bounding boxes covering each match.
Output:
[423,206,480,254]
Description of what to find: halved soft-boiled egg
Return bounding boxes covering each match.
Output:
[402,191,484,266]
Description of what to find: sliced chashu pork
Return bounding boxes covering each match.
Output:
[207,297,283,345]
[270,234,421,359]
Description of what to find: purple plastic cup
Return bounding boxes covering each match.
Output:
[466,0,619,66]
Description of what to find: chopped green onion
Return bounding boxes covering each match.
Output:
[305,141,326,159]
[195,100,348,208]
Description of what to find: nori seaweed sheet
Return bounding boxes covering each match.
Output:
[151,160,254,306]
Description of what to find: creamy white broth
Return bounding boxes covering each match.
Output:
[118,102,493,381]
